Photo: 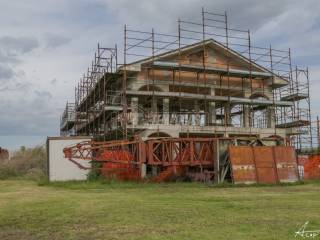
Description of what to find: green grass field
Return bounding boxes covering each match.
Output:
[0,180,320,240]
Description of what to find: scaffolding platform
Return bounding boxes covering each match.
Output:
[276,120,310,128]
[104,106,123,111]
[281,93,308,101]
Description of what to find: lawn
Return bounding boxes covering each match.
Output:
[0,180,320,240]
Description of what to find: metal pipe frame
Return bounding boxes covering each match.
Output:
[60,8,312,154]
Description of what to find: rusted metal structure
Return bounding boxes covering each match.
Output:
[63,137,298,183]
[229,146,298,184]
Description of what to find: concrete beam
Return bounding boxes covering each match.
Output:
[126,90,293,107]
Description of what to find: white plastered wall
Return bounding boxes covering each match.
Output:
[47,137,91,181]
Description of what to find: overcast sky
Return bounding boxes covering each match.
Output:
[0,0,320,150]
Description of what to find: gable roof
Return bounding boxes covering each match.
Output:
[124,38,271,74]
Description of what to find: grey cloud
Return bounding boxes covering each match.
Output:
[105,0,291,33]
[0,79,30,92]
[0,64,14,80]
[0,36,39,84]
[0,90,57,135]
[0,36,39,56]
[0,50,19,64]
[14,82,30,91]
[44,33,71,49]
[34,90,53,100]
[50,78,58,85]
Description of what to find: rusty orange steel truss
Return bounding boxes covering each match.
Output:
[147,138,217,166]
[63,137,299,183]
[63,138,221,169]
[63,139,143,170]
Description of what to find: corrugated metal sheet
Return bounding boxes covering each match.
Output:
[229,146,298,184]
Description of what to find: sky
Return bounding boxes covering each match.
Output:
[0,0,320,150]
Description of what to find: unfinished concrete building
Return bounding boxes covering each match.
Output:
[60,9,313,152]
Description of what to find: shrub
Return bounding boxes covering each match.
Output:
[87,162,102,181]
[0,145,47,180]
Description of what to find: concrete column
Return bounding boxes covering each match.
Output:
[163,98,169,125]
[131,97,139,126]
[151,97,158,124]
[188,113,193,125]
[208,101,216,125]
[267,106,276,128]
[208,88,216,126]
[151,97,157,112]
[195,100,200,126]
[243,105,250,127]
[224,103,231,126]
[141,163,147,178]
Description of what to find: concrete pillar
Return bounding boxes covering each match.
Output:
[151,98,157,112]
[243,105,250,127]
[224,103,231,126]
[188,113,193,125]
[208,101,216,125]
[131,97,139,126]
[163,98,169,125]
[207,88,216,126]
[141,163,147,178]
[195,100,200,126]
[151,97,158,124]
[267,106,276,128]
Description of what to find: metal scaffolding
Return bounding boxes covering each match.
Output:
[60,8,313,152]
[60,102,75,136]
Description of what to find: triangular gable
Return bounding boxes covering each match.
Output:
[123,38,289,87]
[126,39,269,74]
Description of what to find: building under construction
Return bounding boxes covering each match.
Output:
[60,9,319,183]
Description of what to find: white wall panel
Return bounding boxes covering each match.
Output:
[47,137,91,181]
